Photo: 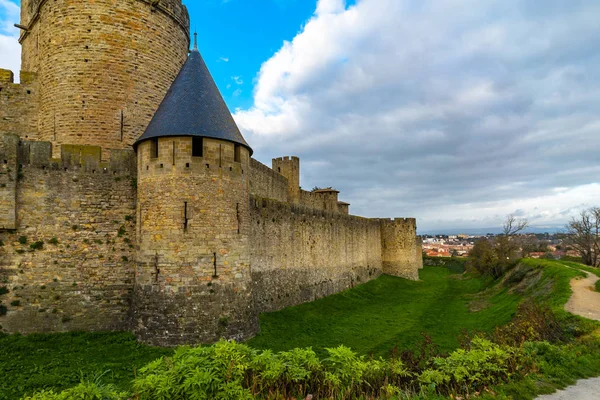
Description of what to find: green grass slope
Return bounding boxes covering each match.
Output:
[247,266,522,356]
[3,259,599,399]
[0,332,171,400]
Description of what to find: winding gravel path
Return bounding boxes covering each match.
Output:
[564,270,600,322]
[535,268,600,400]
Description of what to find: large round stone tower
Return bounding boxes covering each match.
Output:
[131,36,259,346]
[18,0,190,155]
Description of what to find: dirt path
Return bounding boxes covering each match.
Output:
[535,268,600,400]
[536,377,600,400]
[564,269,600,322]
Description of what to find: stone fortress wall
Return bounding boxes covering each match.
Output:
[0,0,423,344]
[248,156,421,314]
[0,134,136,333]
[0,131,423,338]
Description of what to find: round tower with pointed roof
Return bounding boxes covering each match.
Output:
[131,34,258,346]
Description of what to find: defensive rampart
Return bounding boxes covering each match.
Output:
[249,158,289,203]
[0,137,136,333]
[0,135,422,341]
[249,196,383,313]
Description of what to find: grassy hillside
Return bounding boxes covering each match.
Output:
[0,332,171,400]
[248,266,521,356]
[2,259,600,399]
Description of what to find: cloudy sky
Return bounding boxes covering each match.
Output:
[1,0,600,232]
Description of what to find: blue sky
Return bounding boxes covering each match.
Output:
[187,0,319,110]
[1,0,600,232]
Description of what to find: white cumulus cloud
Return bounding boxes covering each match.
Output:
[234,0,600,231]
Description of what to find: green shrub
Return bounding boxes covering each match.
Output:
[30,241,44,251]
[0,305,6,316]
[491,301,565,346]
[10,300,20,307]
[21,381,129,400]
[48,238,59,245]
[0,239,4,247]
[132,340,254,400]
[423,256,466,274]
[596,280,600,293]
[18,236,27,245]
[0,287,8,296]
[418,337,521,395]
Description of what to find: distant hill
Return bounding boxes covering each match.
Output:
[419,225,564,236]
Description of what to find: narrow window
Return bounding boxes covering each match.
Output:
[183,202,188,231]
[150,138,159,158]
[153,253,160,283]
[120,110,124,142]
[213,253,218,278]
[192,137,203,157]
[236,203,240,234]
[234,144,241,163]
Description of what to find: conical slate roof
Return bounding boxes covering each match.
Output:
[134,41,252,154]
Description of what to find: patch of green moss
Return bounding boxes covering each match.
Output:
[29,241,44,251]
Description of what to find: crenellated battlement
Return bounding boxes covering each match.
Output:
[137,136,249,179]
[379,217,418,225]
[0,134,136,175]
[19,0,190,44]
[18,142,136,175]
[0,69,39,142]
[272,156,300,163]
[0,69,14,83]
[0,69,37,84]
[251,195,365,222]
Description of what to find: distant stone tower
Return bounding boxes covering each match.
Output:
[17,0,190,155]
[380,218,423,280]
[131,35,258,346]
[272,156,300,204]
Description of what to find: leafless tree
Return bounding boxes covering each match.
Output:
[566,207,600,267]
[503,213,530,236]
[497,214,529,261]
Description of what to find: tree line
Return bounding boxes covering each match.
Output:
[470,207,600,278]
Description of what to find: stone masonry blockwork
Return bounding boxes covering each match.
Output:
[0,141,137,333]
[131,137,258,346]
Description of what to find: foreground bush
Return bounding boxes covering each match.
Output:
[22,337,534,400]
[132,340,414,399]
[22,381,128,400]
[418,337,522,396]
